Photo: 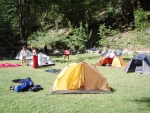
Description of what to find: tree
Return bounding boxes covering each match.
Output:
[139,0,150,11]
[120,0,135,28]
[0,0,19,50]
[0,0,140,51]
[61,21,92,50]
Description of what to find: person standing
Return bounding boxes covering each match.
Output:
[31,47,37,55]
[64,49,70,60]
[20,46,27,66]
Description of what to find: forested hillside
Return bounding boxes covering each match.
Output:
[0,0,150,53]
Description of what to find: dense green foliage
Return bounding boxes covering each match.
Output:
[0,0,150,51]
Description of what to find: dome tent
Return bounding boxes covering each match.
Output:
[96,56,126,68]
[51,62,111,94]
[29,52,55,67]
[15,50,33,60]
[124,53,150,74]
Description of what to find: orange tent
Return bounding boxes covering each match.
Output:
[96,56,126,68]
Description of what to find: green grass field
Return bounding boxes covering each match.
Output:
[0,54,150,113]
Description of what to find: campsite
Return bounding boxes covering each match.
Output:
[0,0,150,112]
[0,53,150,113]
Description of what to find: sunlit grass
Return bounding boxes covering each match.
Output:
[0,54,150,113]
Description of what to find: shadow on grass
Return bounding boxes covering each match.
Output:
[49,54,63,58]
[110,87,116,92]
[54,60,70,63]
[134,97,150,107]
[123,58,131,63]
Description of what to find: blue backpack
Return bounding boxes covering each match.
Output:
[14,77,34,92]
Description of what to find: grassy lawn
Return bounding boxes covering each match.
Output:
[0,54,150,113]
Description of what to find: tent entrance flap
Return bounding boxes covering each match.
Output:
[135,66,143,73]
[96,56,126,68]
[51,62,111,94]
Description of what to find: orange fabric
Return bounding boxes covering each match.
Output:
[119,57,126,67]
[96,57,113,66]
[97,56,126,68]
[83,63,110,91]
[103,58,113,64]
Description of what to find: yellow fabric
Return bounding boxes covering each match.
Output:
[111,57,126,68]
[53,63,80,90]
[67,63,83,89]
[52,62,110,92]
[111,57,121,67]
[53,63,76,90]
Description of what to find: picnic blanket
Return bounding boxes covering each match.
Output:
[0,63,22,68]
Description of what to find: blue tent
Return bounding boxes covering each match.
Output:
[124,54,150,74]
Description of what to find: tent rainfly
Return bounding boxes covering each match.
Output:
[29,52,55,66]
[124,53,150,74]
[15,50,33,60]
[96,56,126,68]
[51,62,111,94]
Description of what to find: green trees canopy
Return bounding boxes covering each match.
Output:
[0,0,149,51]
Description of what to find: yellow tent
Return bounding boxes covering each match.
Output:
[51,62,111,94]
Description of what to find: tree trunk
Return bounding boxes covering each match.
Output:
[121,0,135,29]
[20,0,26,44]
[19,0,31,45]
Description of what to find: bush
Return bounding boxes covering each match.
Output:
[135,9,150,29]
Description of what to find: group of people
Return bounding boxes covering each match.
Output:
[20,45,123,66]
[20,46,71,66]
[20,46,37,66]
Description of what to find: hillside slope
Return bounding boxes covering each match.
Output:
[109,28,150,51]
